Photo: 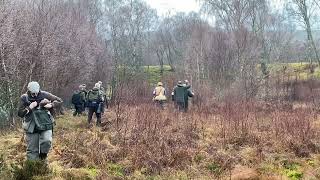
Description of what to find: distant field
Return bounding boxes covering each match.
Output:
[143,65,173,84]
[263,62,320,80]
[143,63,320,84]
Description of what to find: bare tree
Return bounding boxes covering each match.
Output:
[0,0,108,127]
[287,0,320,65]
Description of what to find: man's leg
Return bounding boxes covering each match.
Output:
[160,100,165,109]
[173,101,178,110]
[26,133,40,160]
[177,102,184,112]
[79,104,85,115]
[87,108,94,124]
[184,101,189,112]
[73,105,78,116]
[96,110,102,126]
[39,130,52,160]
[100,103,105,114]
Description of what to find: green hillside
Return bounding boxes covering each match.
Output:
[143,65,173,84]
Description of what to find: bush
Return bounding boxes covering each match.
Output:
[207,162,222,175]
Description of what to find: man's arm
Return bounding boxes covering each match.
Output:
[188,89,194,97]
[43,91,63,108]
[172,88,175,101]
[17,95,31,118]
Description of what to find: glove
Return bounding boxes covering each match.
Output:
[44,103,53,109]
[29,102,38,109]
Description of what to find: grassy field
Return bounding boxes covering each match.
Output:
[143,63,320,84]
[2,63,320,179]
[1,103,320,179]
[143,65,173,84]
[260,62,320,80]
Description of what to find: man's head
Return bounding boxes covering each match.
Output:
[177,81,182,85]
[79,84,86,91]
[94,83,101,90]
[157,82,163,86]
[27,81,40,97]
[98,81,102,85]
[184,80,189,85]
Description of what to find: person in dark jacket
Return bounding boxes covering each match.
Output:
[71,84,87,116]
[172,81,194,112]
[18,81,63,160]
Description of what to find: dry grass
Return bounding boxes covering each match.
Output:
[1,101,320,179]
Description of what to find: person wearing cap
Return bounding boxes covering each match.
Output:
[97,81,106,114]
[17,81,63,161]
[71,84,87,116]
[172,80,194,112]
[86,83,103,126]
[153,82,167,109]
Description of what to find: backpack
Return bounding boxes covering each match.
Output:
[23,94,54,132]
[153,87,167,101]
[86,90,101,107]
[71,91,82,105]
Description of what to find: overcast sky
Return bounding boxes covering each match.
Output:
[145,0,285,17]
[145,0,201,16]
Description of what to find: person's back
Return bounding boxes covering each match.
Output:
[153,84,166,101]
[87,83,103,126]
[172,80,194,112]
[184,88,194,110]
[173,85,186,103]
[153,82,167,109]
[72,85,87,116]
[72,90,82,105]
[87,88,101,107]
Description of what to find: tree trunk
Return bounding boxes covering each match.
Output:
[0,44,15,126]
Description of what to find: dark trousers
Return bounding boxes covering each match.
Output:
[87,107,101,126]
[176,101,188,112]
[73,104,85,116]
[154,100,165,109]
[100,102,105,114]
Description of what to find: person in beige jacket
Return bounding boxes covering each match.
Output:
[152,82,167,109]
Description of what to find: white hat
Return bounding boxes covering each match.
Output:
[27,81,40,93]
[94,83,101,89]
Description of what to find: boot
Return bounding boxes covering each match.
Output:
[39,153,47,160]
[96,118,102,127]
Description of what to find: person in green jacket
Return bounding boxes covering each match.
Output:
[172,80,194,112]
[18,81,63,161]
[86,83,103,126]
